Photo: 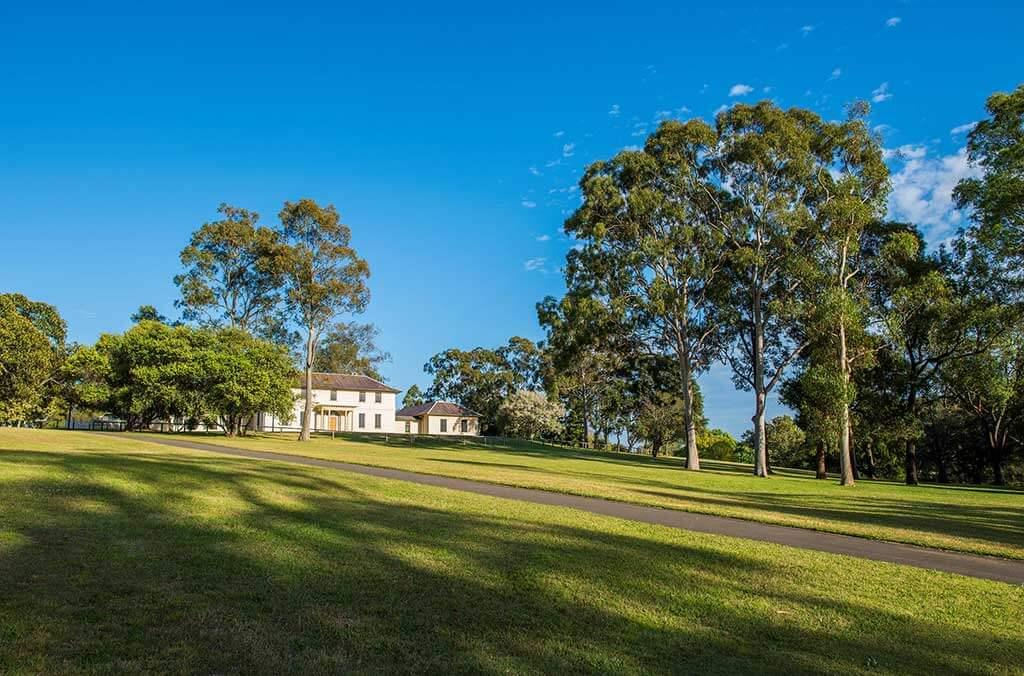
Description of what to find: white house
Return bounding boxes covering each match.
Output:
[255,372,480,436]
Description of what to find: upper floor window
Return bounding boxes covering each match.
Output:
[375,391,382,403]
[330,390,337,401]
[440,418,447,433]
[359,391,366,402]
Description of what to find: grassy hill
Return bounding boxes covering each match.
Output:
[1,428,1023,674]
[154,431,1024,560]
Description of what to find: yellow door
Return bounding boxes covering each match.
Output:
[327,413,338,431]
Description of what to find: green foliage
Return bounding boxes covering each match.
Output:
[0,294,59,423]
[130,305,172,324]
[425,337,542,433]
[97,322,295,434]
[57,345,111,417]
[496,390,565,440]
[402,384,425,409]
[313,321,390,380]
[175,203,288,333]
[635,391,686,458]
[693,428,739,461]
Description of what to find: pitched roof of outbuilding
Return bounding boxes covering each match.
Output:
[299,372,400,393]
[395,401,481,418]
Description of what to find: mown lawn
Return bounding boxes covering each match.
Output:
[153,431,1024,560]
[1,429,1023,675]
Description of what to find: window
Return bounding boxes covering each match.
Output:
[358,413,365,429]
[330,390,337,401]
[405,421,411,433]
[375,391,382,403]
[440,419,447,433]
[359,391,366,402]
[461,419,468,433]
[374,413,382,429]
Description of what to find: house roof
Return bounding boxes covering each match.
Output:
[298,372,400,393]
[395,401,481,418]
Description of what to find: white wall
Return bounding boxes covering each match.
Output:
[424,415,478,436]
[261,388,407,433]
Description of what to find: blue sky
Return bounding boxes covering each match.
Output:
[2,1,1021,437]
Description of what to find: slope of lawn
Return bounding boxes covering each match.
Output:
[1,429,1022,675]
[153,431,1024,560]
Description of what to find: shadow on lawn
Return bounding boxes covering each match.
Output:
[1,450,1021,674]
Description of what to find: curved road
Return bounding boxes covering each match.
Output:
[124,434,1024,585]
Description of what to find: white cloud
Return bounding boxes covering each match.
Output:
[882,144,928,160]
[654,109,672,120]
[829,67,841,80]
[871,81,892,103]
[763,86,774,93]
[529,166,541,176]
[521,199,537,208]
[776,42,789,51]
[729,83,754,97]
[536,234,551,242]
[886,16,901,27]
[553,130,565,137]
[562,143,575,157]
[608,104,621,117]
[524,257,547,272]
[950,121,978,135]
[623,144,642,151]
[888,147,983,243]
[714,104,729,115]
[545,158,561,168]
[801,24,815,35]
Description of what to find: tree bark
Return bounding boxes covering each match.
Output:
[815,439,827,479]
[837,321,855,486]
[679,353,700,470]
[751,309,768,477]
[299,326,315,442]
[905,439,919,486]
[865,440,878,480]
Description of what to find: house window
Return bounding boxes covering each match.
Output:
[461,419,468,433]
[330,390,337,401]
[359,391,366,402]
[375,391,382,403]
[405,421,411,433]
[440,419,447,433]
[358,413,365,428]
[374,413,381,429]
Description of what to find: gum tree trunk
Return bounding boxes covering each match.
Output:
[815,439,827,479]
[299,326,315,442]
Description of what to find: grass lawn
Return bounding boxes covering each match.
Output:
[152,431,1024,560]
[1,429,1022,674]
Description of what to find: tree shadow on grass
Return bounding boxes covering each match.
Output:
[1,450,1021,674]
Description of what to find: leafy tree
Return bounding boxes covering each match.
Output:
[402,384,425,408]
[175,203,288,333]
[202,329,296,436]
[424,337,542,433]
[565,119,728,469]
[694,428,738,461]
[56,345,111,425]
[278,199,370,441]
[313,321,390,380]
[635,391,686,458]
[800,104,890,485]
[0,294,58,423]
[954,84,1024,297]
[714,103,822,477]
[496,390,564,440]
[131,305,172,324]
[97,321,210,429]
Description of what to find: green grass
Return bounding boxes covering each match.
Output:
[1,429,1022,674]
[151,431,1024,560]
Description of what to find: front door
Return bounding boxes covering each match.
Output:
[327,412,339,431]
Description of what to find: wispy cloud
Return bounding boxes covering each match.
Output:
[544,158,561,168]
[729,83,754,97]
[608,104,621,117]
[871,82,892,103]
[562,143,575,157]
[654,109,672,120]
[521,199,537,208]
[553,130,565,137]
[888,147,982,243]
[883,144,928,160]
[829,67,842,81]
[524,257,547,272]
[801,24,815,36]
[529,166,542,176]
[950,121,978,135]
[536,234,551,242]
[886,16,902,27]
[714,104,729,116]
